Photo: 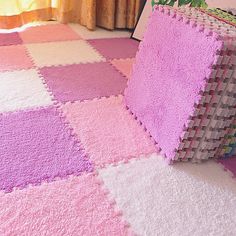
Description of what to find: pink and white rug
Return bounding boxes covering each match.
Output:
[0,22,235,235]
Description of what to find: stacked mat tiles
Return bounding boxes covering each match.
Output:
[202,8,236,158]
[218,112,236,158]
[208,8,236,158]
[206,8,236,26]
[124,5,236,163]
[177,7,236,160]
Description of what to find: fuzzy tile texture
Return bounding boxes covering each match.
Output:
[0,32,22,46]
[19,24,81,43]
[0,19,235,236]
[0,69,53,113]
[0,107,93,192]
[88,38,139,60]
[0,45,33,72]
[218,157,236,177]
[100,154,236,236]
[40,62,127,102]
[111,58,135,79]
[26,40,105,67]
[0,174,132,236]
[69,24,131,39]
[125,8,223,160]
[61,96,156,167]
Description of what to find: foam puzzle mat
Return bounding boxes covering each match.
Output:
[125,6,236,163]
[0,18,236,235]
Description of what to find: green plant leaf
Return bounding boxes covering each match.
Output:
[151,0,156,7]
[152,0,208,8]
[190,0,208,8]
[168,0,177,6]
[178,0,192,7]
[152,0,177,6]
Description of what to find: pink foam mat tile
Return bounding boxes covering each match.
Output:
[40,62,127,103]
[88,38,139,60]
[0,45,33,72]
[61,95,156,168]
[0,106,93,192]
[218,157,236,177]
[110,58,135,79]
[19,24,81,43]
[0,32,22,46]
[0,174,133,236]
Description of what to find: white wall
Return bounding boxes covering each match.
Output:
[207,0,236,9]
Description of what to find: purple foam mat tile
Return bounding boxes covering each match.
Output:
[124,8,223,161]
[87,38,139,60]
[0,32,22,46]
[218,157,236,177]
[0,106,93,193]
[39,62,128,103]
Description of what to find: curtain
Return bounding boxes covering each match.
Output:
[97,0,145,30]
[0,0,96,30]
[0,0,143,30]
[0,0,53,29]
[54,0,96,30]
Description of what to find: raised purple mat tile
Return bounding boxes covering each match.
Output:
[124,9,222,160]
[88,38,139,60]
[40,62,127,103]
[218,157,236,177]
[0,107,93,192]
[0,33,22,46]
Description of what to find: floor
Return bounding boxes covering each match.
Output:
[0,22,236,236]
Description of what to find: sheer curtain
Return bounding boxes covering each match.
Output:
[0,0,96,30]
[0,0,143,30]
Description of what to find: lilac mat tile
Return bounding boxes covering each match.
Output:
[218,158,236,177]
[124,9,222,160]
[0,33,22,46]
[40,62,127,103]
[88,38,139,60]
[0,107,93,192]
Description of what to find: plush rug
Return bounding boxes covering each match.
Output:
[0,22,235,235]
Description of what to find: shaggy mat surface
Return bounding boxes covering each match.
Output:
[0,22,235,235]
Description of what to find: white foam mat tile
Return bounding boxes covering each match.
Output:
[99,154,236,236]
[0,69,53,113]
[69,24,131,39]
[26,40,105,67]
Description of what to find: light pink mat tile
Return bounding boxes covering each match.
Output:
[19,24,81,43]
[0,174,132,236]
[111,58,135,79]
[61,95,156,168]
[0,45,33,72]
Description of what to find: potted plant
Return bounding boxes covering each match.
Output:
[151,0,208,8]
